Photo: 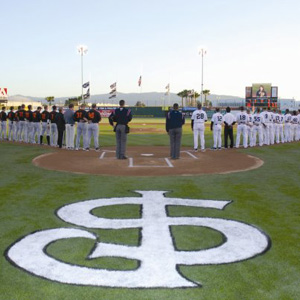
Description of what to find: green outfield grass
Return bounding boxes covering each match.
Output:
[0,124,299,300]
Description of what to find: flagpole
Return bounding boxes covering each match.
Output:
[77,45,88,105]
[89,73,91,105]
[140,64,143,102]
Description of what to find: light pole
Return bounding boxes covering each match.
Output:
[77,45,88,104]
[198,47,207,106]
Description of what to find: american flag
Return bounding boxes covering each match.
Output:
[110,82,117,89]
[165,83,170,95]
[83,88,90,99]
[138,76,142,87]
[82,82,89,88]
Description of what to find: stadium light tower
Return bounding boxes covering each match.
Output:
[198,47,207,105]
[77,45,88,103]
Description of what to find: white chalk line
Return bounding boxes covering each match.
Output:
[181,151,198,159]
[128,157,174,168]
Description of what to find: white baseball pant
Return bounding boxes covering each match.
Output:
[236,124,248,148]
[65,124,75,149]
[76,122,88,149]
[50,123,58,146]
[213,124,222,148]
[87,123,99,149]
[193,123,205,150]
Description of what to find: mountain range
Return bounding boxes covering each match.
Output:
[8,92,244,106]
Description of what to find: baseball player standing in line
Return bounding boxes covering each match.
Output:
[74,104,88,150]
[223,107,236,149]
[247,109,254,147]
[165,103,185,159]
[64,103,75,150]
[14,106,21,142]
[0,107,7,141]
[235,106,248,148]
[297,110,300,141]
[277,110,285,143]
[273,109,279,144]
[87,103,101,151]
[290,111,298,142]
[7,106,15,141]
[31,107,42,143]
[109,100,133,159]
[284,109,292,142]
[269,107,275,145]
[261,107,271,145]
[253,108,263,146]
[191,103,207,152]
[17,104,26,142]
[40,105,51,145]
[49,106,58,147]
[24,105,33,143]
[210,107,223,150]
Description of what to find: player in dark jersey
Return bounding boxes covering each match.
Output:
[40,105,50,145]
[49,106,58,147]
[7,107,15,141]
[18,104,26,142]
[74,104,88,150]
[24,105,33,143]
[31,107,42,143]
[87,104,101,150]
[14,106,21,141]
[0,107,7,141]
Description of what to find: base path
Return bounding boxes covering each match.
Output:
[32,146,263,177]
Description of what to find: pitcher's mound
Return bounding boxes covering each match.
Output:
[32,146,263,177]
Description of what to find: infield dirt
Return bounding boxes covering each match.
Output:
[32,146,263,176]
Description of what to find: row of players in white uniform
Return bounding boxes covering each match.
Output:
[191,104,300,150]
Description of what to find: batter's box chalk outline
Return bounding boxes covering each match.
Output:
[99,150,116,159]
[181,151,198,159]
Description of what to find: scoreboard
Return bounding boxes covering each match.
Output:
[245,84,278,108]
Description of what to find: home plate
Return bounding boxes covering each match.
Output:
[141,154,154,157]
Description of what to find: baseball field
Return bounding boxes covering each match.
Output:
[1,118,299,300]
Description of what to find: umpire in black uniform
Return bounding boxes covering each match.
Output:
[109,100,132,159]
[223,106,236,148]
[166,103,185,159]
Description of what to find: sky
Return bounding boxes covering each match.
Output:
[1,0,300,99]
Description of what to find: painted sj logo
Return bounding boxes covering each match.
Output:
[7,191,270,288]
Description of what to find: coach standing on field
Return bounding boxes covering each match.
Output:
[109,100,132,159]
[64,103,75,150]
[166,103,185,159]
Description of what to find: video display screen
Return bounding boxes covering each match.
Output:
[252,83,271,98]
